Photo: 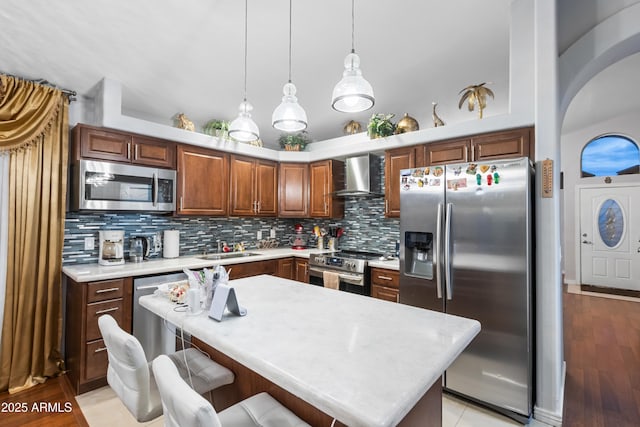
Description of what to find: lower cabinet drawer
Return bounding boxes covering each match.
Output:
[86,299,124,342]
[371,284,399,302]
[370,268,400,288]
[85,339,109,382]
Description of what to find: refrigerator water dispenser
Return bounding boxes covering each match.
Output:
[404,232,433,278]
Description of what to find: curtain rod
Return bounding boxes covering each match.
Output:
[1,71,77,102]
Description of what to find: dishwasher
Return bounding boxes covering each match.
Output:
[133,272,187,361]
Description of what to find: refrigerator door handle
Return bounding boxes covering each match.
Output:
[435,203,443,299]
[444,202,453,300]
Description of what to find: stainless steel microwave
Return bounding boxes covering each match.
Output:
[73,159,176,212]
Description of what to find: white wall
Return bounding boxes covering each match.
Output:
[561,109,640,284]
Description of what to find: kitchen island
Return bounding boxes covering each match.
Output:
[139,274,480,427]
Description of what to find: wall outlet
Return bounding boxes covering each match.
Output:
[84,236,95,250]
[257,230,263,240]
[270,228,276,238]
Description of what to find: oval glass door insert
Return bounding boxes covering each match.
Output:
[597,199,625,248]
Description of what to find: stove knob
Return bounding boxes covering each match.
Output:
[346,261,355,271]
[316,256,325,265]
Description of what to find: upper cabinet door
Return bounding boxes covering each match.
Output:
[279,163,309,218]
[255,160,278,216]
[384,147,417,218]
[131,135,176,169]
[75,125,132,163]
[309,161,330,217]
[229,155,257,216]
[309,160,344,219]
[471,127,533,161]
[177,145,228,215]
[425,138,471,166]
[229,156,278,217]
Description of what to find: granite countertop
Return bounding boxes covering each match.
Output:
[62,248,400,282]
[62,248,326,282]
[139,275,480,427]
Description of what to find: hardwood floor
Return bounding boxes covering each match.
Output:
[0,374,88,427]
[1,290,637,426]
[563,288,640,426]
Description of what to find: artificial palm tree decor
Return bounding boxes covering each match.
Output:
[458,82,494,119]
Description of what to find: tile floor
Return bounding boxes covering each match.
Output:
[76,385,550,427]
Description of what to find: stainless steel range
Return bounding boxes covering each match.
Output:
[308,250,385,295]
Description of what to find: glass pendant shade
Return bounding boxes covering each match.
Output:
[331,52,374,113]
[229,100,259,142]
[272,82,307,132]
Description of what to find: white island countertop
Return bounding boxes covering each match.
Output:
[139,275,480,427]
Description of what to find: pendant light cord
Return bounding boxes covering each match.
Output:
[351,0,355,54]
[288,0,292,83]
[243,0,248,102]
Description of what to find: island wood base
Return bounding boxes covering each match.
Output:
[192,337,442,427]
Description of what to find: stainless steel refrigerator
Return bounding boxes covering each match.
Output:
[399,157,534,422]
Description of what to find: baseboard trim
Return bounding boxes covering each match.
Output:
[533,361,566,426]
[563,279,578,285]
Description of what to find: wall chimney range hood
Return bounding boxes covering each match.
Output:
[333,154,383,197]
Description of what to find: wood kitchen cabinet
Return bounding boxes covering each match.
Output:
[72,124,176,169]
[470,127,533,161]
[370,268,400,302]
[65,276,133,394]
[278,163,309,218]
[423,127,533,165]
[227,260,278,280]
[275,257,295,280]
[176,144,229,215]
[424,138,471,166]
[384,146,422,218]
[309,159,344,218]
[229,155,278,216]
[294,258,309,283]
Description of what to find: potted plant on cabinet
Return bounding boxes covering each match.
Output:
[367,113,396,139]
[278,132,311,151]
[203,120,230,139]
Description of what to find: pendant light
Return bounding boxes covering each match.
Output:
[331,0,375,113]
[229,0,260,142]
[272,0,307,132]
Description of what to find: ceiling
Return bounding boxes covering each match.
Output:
[562,52,640,134]
[0,0,511,149]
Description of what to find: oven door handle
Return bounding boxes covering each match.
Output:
[308,267,364,286]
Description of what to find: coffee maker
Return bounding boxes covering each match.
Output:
[99,230,125,266]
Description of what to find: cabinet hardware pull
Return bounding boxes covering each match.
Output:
[95,307,119,315]
[385,199,388,214]
[257,201,261,212]
[127,142,131,159]
[95,287,119,294]
[135,144,139,160]
[378,275,393,281]
[396,294,400,303]
[180,196,183,210]
[94,347,108,353]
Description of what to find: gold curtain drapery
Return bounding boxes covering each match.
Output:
[0,75,68,393]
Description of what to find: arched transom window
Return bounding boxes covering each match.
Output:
[581,135,640,177]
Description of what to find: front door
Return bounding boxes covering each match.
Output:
[579,185,640,290]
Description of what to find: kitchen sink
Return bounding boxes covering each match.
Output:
[197,252,260,260]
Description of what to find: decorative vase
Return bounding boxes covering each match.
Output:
[284,144,301,151]
[395,113,419,134]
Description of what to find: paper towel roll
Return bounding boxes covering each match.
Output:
[163,230,180,258]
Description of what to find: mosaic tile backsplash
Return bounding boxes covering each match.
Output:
[63,201,399,265]
[63,157,400,265]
